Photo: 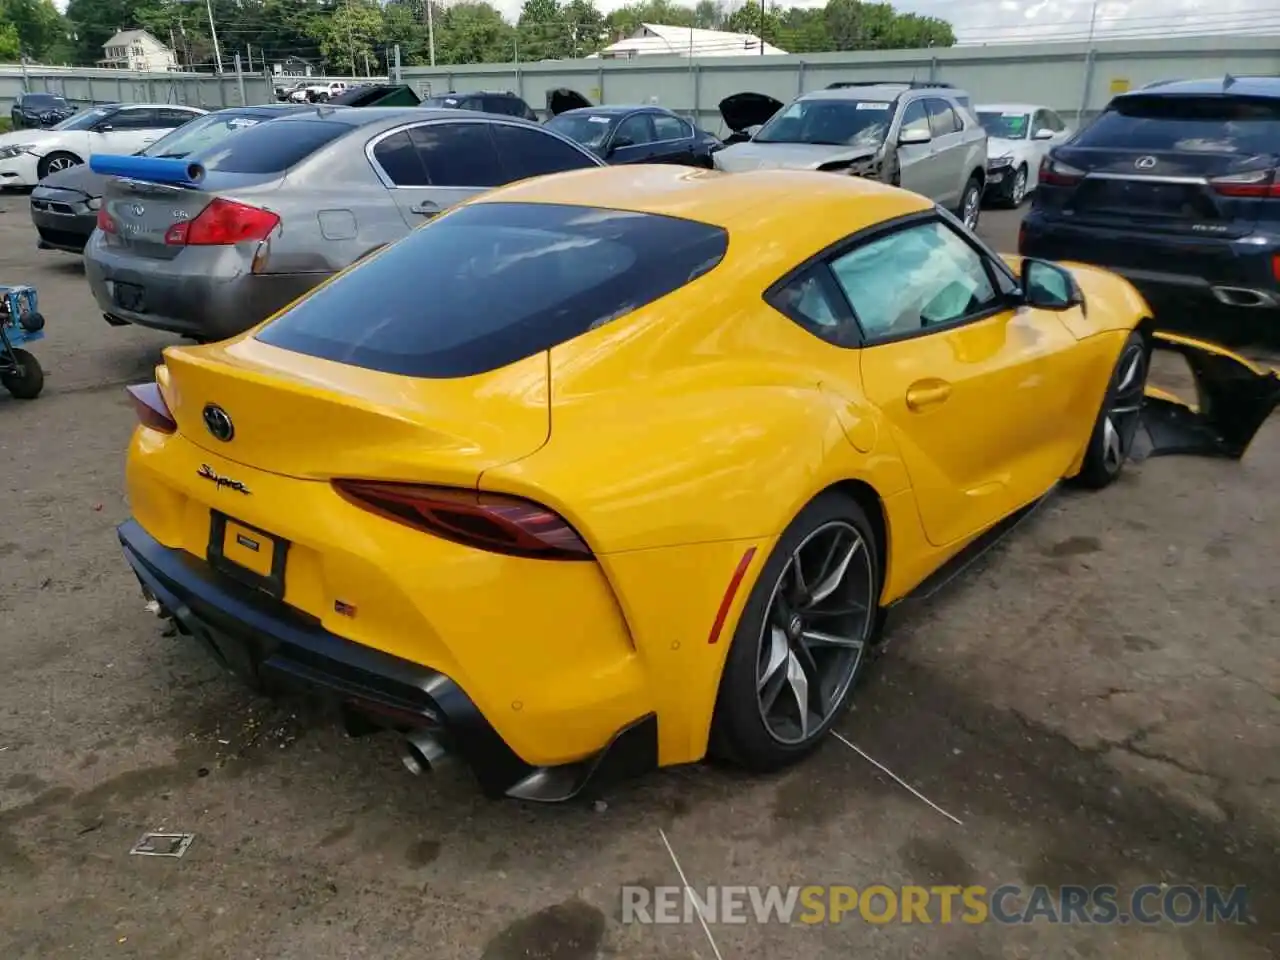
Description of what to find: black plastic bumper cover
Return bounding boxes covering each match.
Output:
[118,519,658,801]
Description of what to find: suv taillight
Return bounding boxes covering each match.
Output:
[1039,156,1084,187]
[1209,168,1280,198]
[164,197,281,246]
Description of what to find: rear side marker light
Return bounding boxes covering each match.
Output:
[1209,168,1280,198]
[333,480,593,561]
[707,547,758,645]
[1039,156,1084,187]
[126,382,177,434]
[165,197,281,246]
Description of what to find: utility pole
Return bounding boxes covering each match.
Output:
[427,0,436,67]
[759,0,765,53]
[205,0,223,72]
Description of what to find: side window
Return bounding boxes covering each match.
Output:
[927,99,960,137]
[110,108,160,130]
[160,109,198,128]
[1032,109,1047,134]
[372,129,430,186]
[830,220,998,341]
[491,124,598,180]
[652,114,691,140]
[483,96,521,116]
[766,265,855,346]
[1044,109,1066,132]
[899,100,930,138]
[614,113,655,146]
[409,122,504,187]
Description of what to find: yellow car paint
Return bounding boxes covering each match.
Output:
[124,165,1161,774]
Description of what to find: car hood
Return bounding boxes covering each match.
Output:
[986,137,1032,158]
[718,92,783,133]
[34,161,106,198]
[0,129,60,149]
[713,141,878,172]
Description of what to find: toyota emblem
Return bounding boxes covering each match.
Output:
[202,404,235,442]
[1134,156,1157,170]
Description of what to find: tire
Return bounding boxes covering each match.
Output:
[1003,165,1028,208]
[710,491,882,772]
[957,174,982,231]
[2,348,45,399]
[37,151,82,180]
[1073,331,1148,489]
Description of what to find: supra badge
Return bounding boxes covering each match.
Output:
[197,464,250,495]
[202,403,234,442]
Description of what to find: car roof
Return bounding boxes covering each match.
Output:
[260,105,523,131]
[556,105,673,117]
[798,84,963,103]
[975,103,1042,113]
[1121,76,1280,99]
[209,103,318,117]
[469,165,931,243]
[108,102,204,110]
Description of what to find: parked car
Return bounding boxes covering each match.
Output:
[0,102,207,189]
[1019,76,1280,345]
[288,81,349,103]
[546,105,721,167]
[115,164,1277,800]
[84,107,605,341]
[975,102,1072,207]
[30,104,318,255]
[10,92,76,130]
[420,90,539,121]
[712,82,989,231]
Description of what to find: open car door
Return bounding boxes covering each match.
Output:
[547,88,593,117]
[717,92,783,145]
[1136,332,1280,460]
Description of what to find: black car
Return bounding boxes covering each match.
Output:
[1019,75,1280,345]
[546,105,722,167]
[419,90,538,121]
[30,104,313,255]
[11,92,76,130]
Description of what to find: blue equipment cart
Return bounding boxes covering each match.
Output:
[0,284,46,400]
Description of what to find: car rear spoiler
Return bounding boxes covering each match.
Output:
[1137,331,1280,460]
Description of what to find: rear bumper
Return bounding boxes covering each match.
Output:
[83,232,324,340]
[118,518,659,801]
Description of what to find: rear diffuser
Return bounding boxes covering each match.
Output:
[1136,331,1280,460]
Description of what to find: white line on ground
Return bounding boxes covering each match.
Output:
[831,730,964,826]
[658,826,726,960]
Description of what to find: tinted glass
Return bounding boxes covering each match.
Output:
[410,123,504,186]
[191,119,348,173]
[420,96,461,108]
[257,202,729,378]
[768,267,856,346]
[652,114,690,140]
[899,100,930,137]
[21,94,66,109]
[927,99,960,137]
[491,124,598,180]
[755,98,892,147]
[143,112,261,159]
[977,111,1030,139]
[546,112,614,150]
[1076,95,1280,153]
[54,106,113,131]
[372,129,430,185]
[615,113,654,146]
[831,221,997,340]
[110,108,160,130]
[483,96,525,116]
[1044,110,1066,132]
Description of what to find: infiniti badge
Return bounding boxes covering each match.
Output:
[130,203,146,217]
[203,403,235,442]
[1134,156,1157,169]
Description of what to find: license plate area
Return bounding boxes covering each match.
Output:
[111,280,146,312]
[207,511,290,599]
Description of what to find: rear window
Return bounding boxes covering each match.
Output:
[189,119,348,173]
[1076,95,1280,154]
[256,202,728,378]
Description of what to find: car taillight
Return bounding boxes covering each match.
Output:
[1209,167,1280,198]
[332,480,594,561]
[97,207,117,234]
[126,382,176,434]
[1039,156,1084,187]
[165,197,280,246]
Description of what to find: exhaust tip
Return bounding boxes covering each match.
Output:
[401,730,448,775]
[1211,286,1277,308]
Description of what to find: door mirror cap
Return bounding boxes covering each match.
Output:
[1021,258,1084,311]
[899,128,932,145]
[1033,128,1055,140]
[95,122,114,132]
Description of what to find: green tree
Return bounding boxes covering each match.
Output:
[436,1,514,64]
[692,0,725,29]
[0,0,65,59]
[604,0,695,42]
[559,0,604,58]
[516,0,563,60]
[0,20,20,59]
[310,0,385,74]
[776,6,831,53]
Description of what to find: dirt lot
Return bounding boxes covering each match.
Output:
[1,198,1277,960]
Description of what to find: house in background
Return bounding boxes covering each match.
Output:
[99,29,178,72]
[272,55,318,79]
[591,23,787,59]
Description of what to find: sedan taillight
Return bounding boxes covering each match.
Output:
[165,197,280,246]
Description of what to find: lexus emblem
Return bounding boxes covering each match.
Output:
[202,404,234,442]
[130,203,146,217]
[1134,156,1157,169]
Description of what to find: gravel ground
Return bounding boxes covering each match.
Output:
[1,197,1277,960]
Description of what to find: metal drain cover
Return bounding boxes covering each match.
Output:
[129,832,195,858]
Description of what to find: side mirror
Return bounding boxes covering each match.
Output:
[1033,128,1055,140]
[899,127,932,146]
[95,122,114,132]
[1021,258,1083,311]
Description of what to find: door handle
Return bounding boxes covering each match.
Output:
[905,379,953,411]
[410,201,440,217]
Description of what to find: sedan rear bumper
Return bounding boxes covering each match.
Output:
[118,519,659,801]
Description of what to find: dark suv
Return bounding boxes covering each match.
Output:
[11,92,76,129]
[420,90,539,121]
[1019,76,1280,344]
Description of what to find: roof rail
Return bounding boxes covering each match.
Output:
[825,80,955,90]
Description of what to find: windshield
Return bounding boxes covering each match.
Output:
[753,98,892,147]
[142,112,263,159]
[545,113,613,151]
[54,106,113,131]
[22,94,68,110]
[978,111,1030,140]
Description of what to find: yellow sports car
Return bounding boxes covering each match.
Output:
[118,166,1279,802]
